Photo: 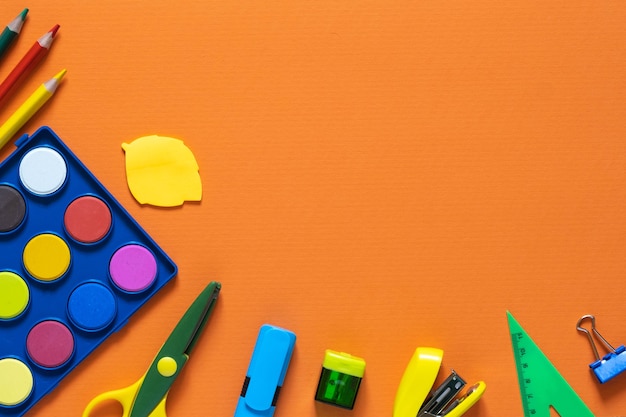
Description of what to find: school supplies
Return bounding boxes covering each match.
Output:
[0,9,28,61]
[234,324,296,417]
[393,347,485,417]
[0,126,177,416]
[315,350,366,409]
[0,24,59,105]
[0,69,65,149]
[507,311,594,417]
[83,281,221,417]
[576,314,626,384]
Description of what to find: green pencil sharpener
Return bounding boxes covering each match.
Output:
[315,350,366,410]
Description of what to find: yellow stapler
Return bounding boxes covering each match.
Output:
[393,347,486,417]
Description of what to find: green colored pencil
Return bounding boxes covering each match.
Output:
[0,9,28,61]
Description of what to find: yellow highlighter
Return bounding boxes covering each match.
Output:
[393,347,486,417]
[0,68,66,150]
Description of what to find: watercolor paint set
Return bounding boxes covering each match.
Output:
[0,126,177,416]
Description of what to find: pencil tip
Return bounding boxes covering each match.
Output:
[54,69,67,81]
[49,24,60,37]
[19,8,29,20]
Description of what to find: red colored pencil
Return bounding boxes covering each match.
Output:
[0,24,59,105]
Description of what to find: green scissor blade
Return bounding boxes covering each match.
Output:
[130,281,221,417]
[507,311,594,417]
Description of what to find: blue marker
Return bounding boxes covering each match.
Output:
[234,324,296,417]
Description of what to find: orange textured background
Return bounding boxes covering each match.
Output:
[2,1,626,416]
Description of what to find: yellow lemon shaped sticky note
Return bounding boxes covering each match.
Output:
[122,135,202,207]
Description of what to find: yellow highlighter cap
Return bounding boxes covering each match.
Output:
[323,350,366,377]
[393,347,443,417]
[122,135,202,207]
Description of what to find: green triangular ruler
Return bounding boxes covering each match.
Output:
[507,311,595,417]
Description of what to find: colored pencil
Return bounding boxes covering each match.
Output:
[0,24,59,105]
[0,9,28,61]
[0,69,66,149]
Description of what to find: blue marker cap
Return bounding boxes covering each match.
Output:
[234,324,296,417]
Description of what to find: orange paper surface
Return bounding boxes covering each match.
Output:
[2,2,626,416]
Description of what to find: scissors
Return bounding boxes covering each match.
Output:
[83,281,221,417]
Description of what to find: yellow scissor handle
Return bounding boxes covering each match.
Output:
[82,375,168,417]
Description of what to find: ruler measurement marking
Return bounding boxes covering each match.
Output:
[511,331,537,416]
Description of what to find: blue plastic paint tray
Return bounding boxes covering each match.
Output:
[0,126,177,416]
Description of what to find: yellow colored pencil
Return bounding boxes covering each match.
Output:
[0,68,66,149]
